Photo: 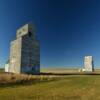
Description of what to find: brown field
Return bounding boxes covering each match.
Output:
[0,68,100,100]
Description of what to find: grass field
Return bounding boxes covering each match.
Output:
[0,75,100,100]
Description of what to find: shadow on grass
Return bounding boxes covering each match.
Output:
[40,72,100,75]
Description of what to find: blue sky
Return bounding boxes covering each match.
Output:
[1,0,100,68]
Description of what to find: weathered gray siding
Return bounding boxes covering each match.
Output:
[9,24,40,74]
[9,38,22,73]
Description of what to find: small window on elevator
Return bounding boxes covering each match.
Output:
[28,32,32,37]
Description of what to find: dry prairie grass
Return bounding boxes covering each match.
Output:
[0,75,100,100]
[1,72,100,100]
[0,73,61,85]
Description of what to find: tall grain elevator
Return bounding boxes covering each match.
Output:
[7,24,40,74]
